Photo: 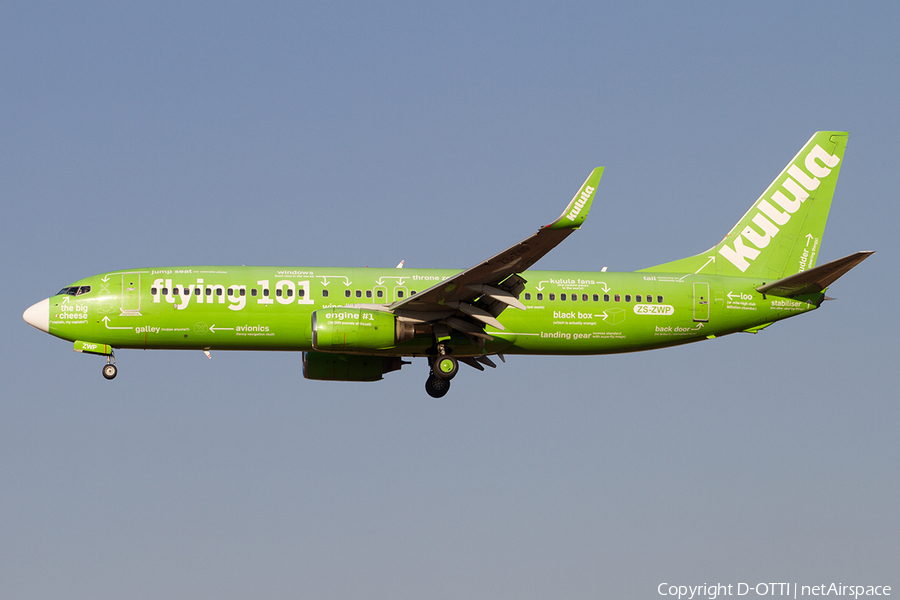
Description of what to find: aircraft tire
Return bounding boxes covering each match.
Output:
[102,364,118,380]
[425,372,450,398]
[433,355,459,380]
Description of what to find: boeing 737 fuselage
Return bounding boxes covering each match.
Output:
[24,132,872,397]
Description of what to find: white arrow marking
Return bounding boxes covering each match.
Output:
[694,322,705,330]
[209,324,235,333]
[805,233,814,247]
[102,316,133,330]
[599,311,609,321]
[727,292,740,300]
[375,276,407,286]
[318,276,352,286]
[694,256,716,274]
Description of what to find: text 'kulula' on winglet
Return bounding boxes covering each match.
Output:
[545,167,604,230]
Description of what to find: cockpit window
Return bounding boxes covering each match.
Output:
[56,286,91,296]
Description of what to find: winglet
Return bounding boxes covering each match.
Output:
[545,167,604,230]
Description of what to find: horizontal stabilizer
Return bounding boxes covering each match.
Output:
[756,251,873,297]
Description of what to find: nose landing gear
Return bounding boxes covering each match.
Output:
[102,352,117,380]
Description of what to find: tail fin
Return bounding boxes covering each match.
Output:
[640,131,849,279]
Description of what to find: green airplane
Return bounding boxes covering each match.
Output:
[24,132,872,397]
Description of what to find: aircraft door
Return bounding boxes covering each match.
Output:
[693,282,710,322]
[120,273,142,316]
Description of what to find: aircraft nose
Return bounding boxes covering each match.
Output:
[23,298,50,333]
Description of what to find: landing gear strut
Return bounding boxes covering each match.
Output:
[425,343,458,398]
[102,352,117,380]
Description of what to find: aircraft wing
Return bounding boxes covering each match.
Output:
[756,250,874,297]
[388,167,603,331]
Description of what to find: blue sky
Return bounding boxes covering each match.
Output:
[2,2,898,598]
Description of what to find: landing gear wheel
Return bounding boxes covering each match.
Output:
[102,363,118,380]
[425,372,450,398]
[433,354,458,380]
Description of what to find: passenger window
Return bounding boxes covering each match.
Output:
[549,293,555,301]
[592,294,599,301]
[646,294,652,303]
[287,288,293,297]
[582,294,588,301]
[216,288,223,296]
[162,288,169,295]
[228,288,233,296]
[194,288,201,296]
[636,295,642,302]
[251,289,257,296]
[276,289,282,297]
[263,289,269,297]
[366,290,372,298]
[345,290,351,298]
[571,294,577,302]
[411,290,417,295]
[376,290,383,298]
[206,287,212,296]
[323,290,329,298]
[561,293,567,301]
[604,294,610,302]
[151,287,157,295]
[240,288,245,296]
[524,292,531,300]
[397,290,404,298]
[614,294,620,302]
[298,288,305,298]
[657,295,664,303]
[625,294,631,302]
[355,290,361,298]
[173,288,179,296]
[537,293,543,301]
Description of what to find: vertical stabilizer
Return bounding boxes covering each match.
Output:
[640,132,848,279]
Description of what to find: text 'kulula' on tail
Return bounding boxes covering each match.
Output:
[640,131,848,280]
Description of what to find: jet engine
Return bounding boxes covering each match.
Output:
[311,308,414,352]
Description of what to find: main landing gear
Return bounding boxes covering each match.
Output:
[425,371,451,398]
[102,352,117,380]
[425,344,458,398]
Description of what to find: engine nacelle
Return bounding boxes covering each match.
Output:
[302,351,406,382]
[311,308,414,352]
